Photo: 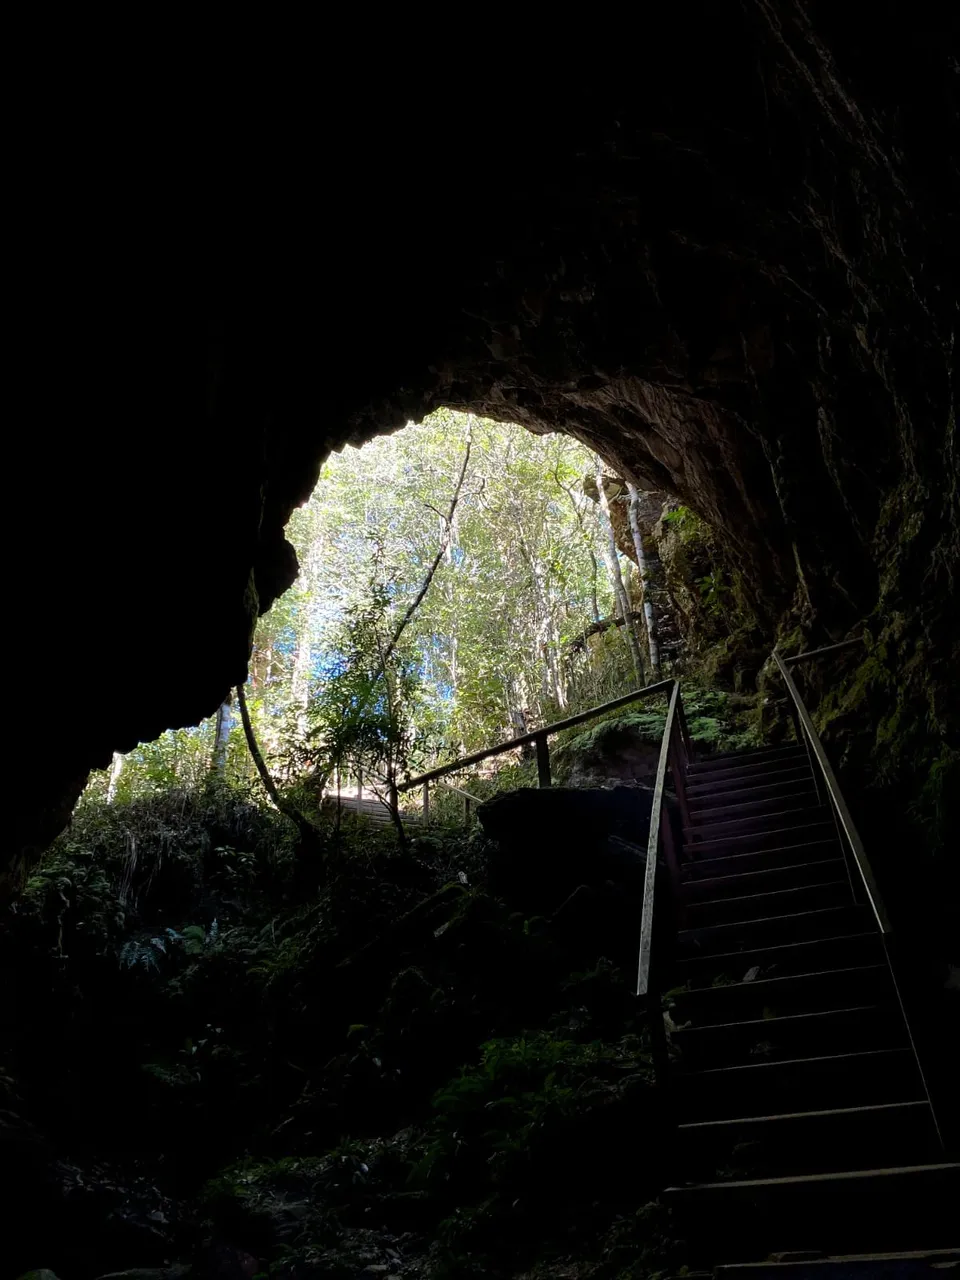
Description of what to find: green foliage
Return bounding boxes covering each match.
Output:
[306,574,427,808]
[5,780,684,1275]
[550,687,758,776]
[697,571,729,617]
[83,412,633,811]
[660,504,700,538]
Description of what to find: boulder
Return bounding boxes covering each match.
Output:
[478,786,665,910]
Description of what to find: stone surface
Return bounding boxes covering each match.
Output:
[478,785,658,911]
[7,9,958,875]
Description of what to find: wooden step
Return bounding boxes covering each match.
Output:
[685,881,850,927]
[688,746,807,774]
[675,931,884,986]
[684,805,831,841]
[714,1249,960,1276]
[686,767,814,800]
[682,858,848,902]
[670,964,892,1023]
[692,742,801,763]
[688,789,820,825]
[683,820,837,858]
[677,905,870,955]
[665,1163,960,1264]
[681,840,843,881]
[677,1100,941,1183]
[676,1048,922,1122]
[688,782,817,818]
[671,1004,905,1071]
[685,754,810,787]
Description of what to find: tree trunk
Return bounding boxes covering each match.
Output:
[291,632,312,738]
[588,550,601,623]
[565,611,644,652]
[236,682,284,809]
[626,482,661,677]
[106,752,124,804]
[596,467,644,684]
[378,431,472,675]
[211,694,234,775]
[552,463,601,622]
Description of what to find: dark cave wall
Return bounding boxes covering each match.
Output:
[8,3,958,877]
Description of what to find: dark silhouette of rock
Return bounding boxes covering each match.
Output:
[8,11,957,874]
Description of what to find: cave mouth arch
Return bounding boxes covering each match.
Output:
[89,409,672,809]
[11,13,957,874]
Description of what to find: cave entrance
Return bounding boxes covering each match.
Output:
[94,409,677,809]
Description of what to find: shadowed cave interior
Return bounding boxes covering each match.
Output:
[5,9,959,1277]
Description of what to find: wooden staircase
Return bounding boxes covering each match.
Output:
[662,743,959,1273]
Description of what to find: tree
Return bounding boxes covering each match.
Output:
[211,694,234,776]
[106,752,125,803]
[595,465,644,685]
[626,482,661,677]
[84,411,644,806]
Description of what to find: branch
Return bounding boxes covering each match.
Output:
[304,430,474,748]
[236,683,317,837]
[378,430,473,674]
[236,682,284,807]
[565,612,644,653]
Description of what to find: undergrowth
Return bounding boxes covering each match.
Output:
[3,781,682,1279]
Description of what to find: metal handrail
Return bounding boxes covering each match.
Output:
[772,650,890,933]
[783,637,864,666]
[397,679,674,796]
[772,646,946,1148]
[435,780,483,826]
[437,782,483,804]
[636,680,682,998]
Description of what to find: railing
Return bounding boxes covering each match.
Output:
[781,636,863,667]
[635,679,692,1085]
[400,679,690,1086]
[398,679,675,811]
[427,781,483,826]
[771,646,944,1147]
[771,649,889,931]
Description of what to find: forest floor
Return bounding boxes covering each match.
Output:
[3,704,757,1280]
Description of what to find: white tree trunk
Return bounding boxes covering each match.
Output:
[626,482,661,677]
[106,752,125,803]
[212,696,234,775]
[596,467,644,683]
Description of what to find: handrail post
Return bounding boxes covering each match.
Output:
[463,793,471,826]
[535,733,551,788]
[422,779,430,826]
[356,767,363,815]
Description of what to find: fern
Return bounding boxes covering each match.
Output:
[119,938,161,970]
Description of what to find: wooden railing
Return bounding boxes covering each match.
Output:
[398,679,675,812]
